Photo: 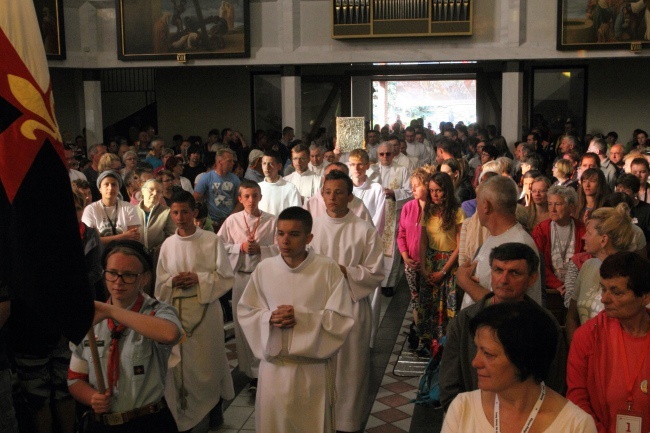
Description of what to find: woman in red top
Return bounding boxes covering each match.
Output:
[567,251,650,433]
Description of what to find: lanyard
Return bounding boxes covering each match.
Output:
[494,382,546,433]
[617,324,649,410]
[552,220,574,263]
[102,200,119,235]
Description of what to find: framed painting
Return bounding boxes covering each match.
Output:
[34,0,66,59]
[116,0,250,61]
[557,0,650,51]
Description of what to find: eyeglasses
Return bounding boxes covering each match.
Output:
[378,152,392,156]
[103,270,140,284]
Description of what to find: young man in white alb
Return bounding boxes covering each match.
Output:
[238,207,354,433]
[217,180,276,389]
[310,171,384,433]
[258,150,302,216]
[155,191,235,431]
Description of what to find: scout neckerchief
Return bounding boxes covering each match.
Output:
[106,293,144,393]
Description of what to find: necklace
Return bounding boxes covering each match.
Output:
[243,211,261,240]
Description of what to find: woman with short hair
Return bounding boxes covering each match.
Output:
[567,251,650,433]
[98,153,122,173]
[442,302,596,433]
[533,185,585,295]
[135,179,176,271]
[552,158,576,189]
[81,170,141,245]
[164,156,193,193]
[121,151,138,179]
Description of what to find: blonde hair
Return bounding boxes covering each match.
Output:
[496,157,513,175]
[553,159,572,178]
[410,165,436,187]
[349,148,370,164]
[589,203,635,252]
[98,153,121,173]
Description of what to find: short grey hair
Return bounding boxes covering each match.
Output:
[122,150,138,163]
[141,178,162,191]
[547,185,578,206]
[496,156,513,175]
[309,144,323,154]
[477,176,518,215]
[378,141,392,151]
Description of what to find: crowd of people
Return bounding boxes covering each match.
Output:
[1,120,650,432]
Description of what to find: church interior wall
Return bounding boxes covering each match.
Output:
[155,67,252,142]
[48,1,650,139]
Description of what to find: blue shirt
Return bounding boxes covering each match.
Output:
[194,171,241,223]
[145,155,163,169]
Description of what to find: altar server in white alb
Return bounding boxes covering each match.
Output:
[348,148,386,345]
[217,179,277,387]
[155,191,235,432]
[310,171,384,433]
[284,144,323,201]
[258,150,302,216]
[349,149,385,235]
[238,207,355,433]
[375,142,412,294]
[303,162,373,224]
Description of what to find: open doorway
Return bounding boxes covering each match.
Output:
[372,79,476,131]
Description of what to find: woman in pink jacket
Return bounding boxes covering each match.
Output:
[397,166,434,350]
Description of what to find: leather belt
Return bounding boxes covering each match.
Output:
[93,399,167,426]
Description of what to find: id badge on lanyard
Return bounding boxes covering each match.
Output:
[616,326,648,433]
[616,410,643,433]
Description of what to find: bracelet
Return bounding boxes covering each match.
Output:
[440,269,447,276]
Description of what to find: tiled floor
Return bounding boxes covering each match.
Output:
[215,278,443,433]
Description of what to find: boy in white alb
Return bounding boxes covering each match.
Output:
[217,180,277,387]
[155,191,235,431]
[310,171,384,432]
[348,149,386,345]
[238,207,355,433]
[303,162,373,224]
[258,150,302,216]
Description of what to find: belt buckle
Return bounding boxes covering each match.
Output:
[104,412,125,426]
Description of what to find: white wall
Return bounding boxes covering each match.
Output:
[48,0,650,143]
[51,0,650,70]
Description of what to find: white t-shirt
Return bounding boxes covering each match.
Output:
[442,390,597,433]
[82,200,141,237]
[461,222,542,310]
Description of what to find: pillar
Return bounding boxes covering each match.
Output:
[501,62,524,151]
[82,69,103,145]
